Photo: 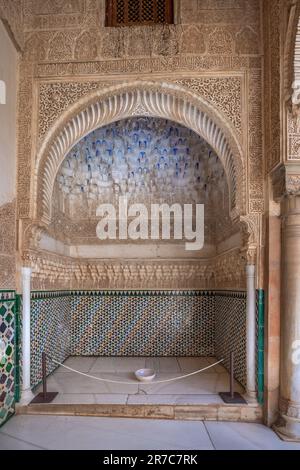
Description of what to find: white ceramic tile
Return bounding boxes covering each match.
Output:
[177,357,211,372]
[89,357,118,372]
[35,357,246,400]
[62,357,97,373]
[205,357,228,373]
[205,422,300,450]
[113,357,146,372]
[215,373,244,394]
[2,415,300,450]
[157,358,181,372]
[37,371,139,394]
[52,393,96,404]
[175,394,224,405]
[94,394,128,404]
[127,394,178,405]
[139,372,218,395]
[145,357,160,370]
[0,432,44,450]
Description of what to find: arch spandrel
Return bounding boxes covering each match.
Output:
[33,81,246,224]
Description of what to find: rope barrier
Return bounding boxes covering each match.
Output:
[47,355,224,386]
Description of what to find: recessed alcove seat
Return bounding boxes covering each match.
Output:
[16,357,262,423]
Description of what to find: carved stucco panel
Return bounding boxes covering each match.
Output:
[22,22,261,64]
[38,81,110,138]
[10,2,265,296]
[264,0,281,172]
[288,110,300,160]
[33,82,245,225]
[0,201,16,289]
[38,76,243,141]
[174,77,242,136]
[34,56,252,79]
[23,248,247,292]
[17,63,35,219]
[248,68,264,212]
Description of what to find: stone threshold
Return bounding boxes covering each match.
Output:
[16,403,263,423]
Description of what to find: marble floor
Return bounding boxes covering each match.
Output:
[1,415,300,450]
[35,356,244,405]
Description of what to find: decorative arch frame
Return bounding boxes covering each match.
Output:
[33,81,246,224]
[286,0,300,104]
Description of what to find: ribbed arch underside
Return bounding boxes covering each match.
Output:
[35,85,244,224]
[294,16,300,85]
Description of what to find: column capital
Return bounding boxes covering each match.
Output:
[282,192,300,215]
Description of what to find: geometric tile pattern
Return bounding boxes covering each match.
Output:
[0,292,16,427]
[70,292,216,357]
[256,289,264,404]
[14,295,22,402]
[28,290,248,390]
[30,296,70,388]
[215,292,247,388]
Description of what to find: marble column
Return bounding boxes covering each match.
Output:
[275,196,300,441]
[20,267,34,404]
[246,264,257,400]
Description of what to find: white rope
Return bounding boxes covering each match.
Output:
[48,356,224,386]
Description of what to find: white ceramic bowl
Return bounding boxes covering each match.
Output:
[135,368,156,383]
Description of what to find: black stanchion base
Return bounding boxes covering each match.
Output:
[219,392,247,404]
[30,392,58,404]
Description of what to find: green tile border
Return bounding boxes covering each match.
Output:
[14,294,21,403]
[0,290,16,301]
[257,289,265,405]
[0,290,16,427]
[30,289,247,300]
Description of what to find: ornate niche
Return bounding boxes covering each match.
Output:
[25,116,246,291]
[33,83,245,226]
[53,117,229,235]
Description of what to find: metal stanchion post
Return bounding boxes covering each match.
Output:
[30,353,58,404]
[219,351,247,404]
[42,352,47,399]
[230,351,234,399]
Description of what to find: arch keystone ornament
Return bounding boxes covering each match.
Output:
[33,82,245,225]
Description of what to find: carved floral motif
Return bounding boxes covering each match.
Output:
[23,248,246,292]
[0,201,16,289]
[38,81,109,137]
[14,0,265,292]
[236,27,260,55]
[38,76,243,139]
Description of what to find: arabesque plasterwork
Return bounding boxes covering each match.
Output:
[13,0,264,291]
[0,201,16,289]
[22,247,246,292]
[38,76,243,140]
[34,82,245,225]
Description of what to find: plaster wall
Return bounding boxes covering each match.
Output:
[0,21,18,289]
[0,21,17,206]
[19,0,262,290]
